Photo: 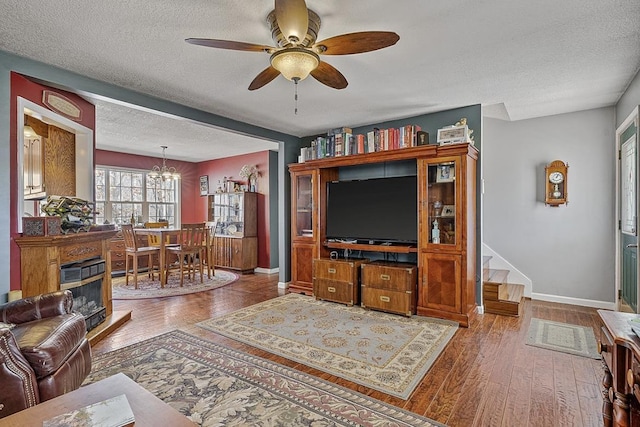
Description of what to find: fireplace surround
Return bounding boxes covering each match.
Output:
[60,258,107,331]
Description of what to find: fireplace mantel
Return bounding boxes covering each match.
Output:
[15,230,131,345]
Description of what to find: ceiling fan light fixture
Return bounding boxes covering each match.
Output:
[270,48,319,82]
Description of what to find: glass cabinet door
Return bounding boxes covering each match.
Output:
[213,192,245,237]
[427,161,456,245]
[293,173,314,238]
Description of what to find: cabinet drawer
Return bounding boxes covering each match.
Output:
[361,262,417,292]
[361,287,415,317]
[599,325,614,373]
[111,251,125,261]
[313,259,358,282]
[112,260,126,271]
[110,240,126,251]
[314,279,358,306]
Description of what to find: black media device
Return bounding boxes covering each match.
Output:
[326,175,418,244]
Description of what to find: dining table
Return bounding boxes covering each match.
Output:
[134,226,211,287]
[133,227,180,287]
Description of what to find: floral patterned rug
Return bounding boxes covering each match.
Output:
[85,330,443,426]
[197,293,458,400]
[111,270,238,299]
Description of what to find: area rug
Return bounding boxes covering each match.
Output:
[111,270,238,299]
[85,330,443,426]
[526,318,601,359]
[197,293,458,400]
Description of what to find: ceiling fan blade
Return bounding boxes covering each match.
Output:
[314,31,400,55]
[310,61,348,90]
[275,0,309,44]
[248,66,281,91]
[185,38,272,52]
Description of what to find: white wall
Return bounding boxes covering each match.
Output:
[483,107,616,303]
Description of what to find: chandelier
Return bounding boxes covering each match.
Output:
[148,146,180,180]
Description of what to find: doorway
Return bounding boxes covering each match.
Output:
[617,107,639,312]
[17,97,94,232]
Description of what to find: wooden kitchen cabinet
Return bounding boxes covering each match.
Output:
[23,115,76,200]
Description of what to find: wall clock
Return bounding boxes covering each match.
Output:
[545,160,568,206]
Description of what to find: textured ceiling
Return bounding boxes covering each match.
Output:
[1,0,639,161]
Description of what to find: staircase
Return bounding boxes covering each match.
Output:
[483,256,525,316]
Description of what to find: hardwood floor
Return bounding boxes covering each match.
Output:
[92,273,605,427]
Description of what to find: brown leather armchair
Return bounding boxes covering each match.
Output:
[0,290,91,418]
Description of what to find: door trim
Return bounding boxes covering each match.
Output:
[615,106,639,311]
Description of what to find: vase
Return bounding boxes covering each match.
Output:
[250,176,257,192]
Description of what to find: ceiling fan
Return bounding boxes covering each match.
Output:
[185,0,399,90]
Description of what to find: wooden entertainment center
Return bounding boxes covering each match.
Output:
[289,143,478,326]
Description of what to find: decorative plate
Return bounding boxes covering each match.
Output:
[227,224,237,234]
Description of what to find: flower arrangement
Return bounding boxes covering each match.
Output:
[239,165,259,192]
[239,164,259,180]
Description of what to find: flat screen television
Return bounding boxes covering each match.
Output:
[326,176,418,244]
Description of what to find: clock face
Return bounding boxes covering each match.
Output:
[549,171,564,184]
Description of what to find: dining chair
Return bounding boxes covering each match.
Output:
[144,221,170,246]
[166,223,207,286]
[204,221,218,278]
[121,224,160,289]
[144,221,169,228]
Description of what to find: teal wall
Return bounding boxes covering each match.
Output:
[268,150,279,269]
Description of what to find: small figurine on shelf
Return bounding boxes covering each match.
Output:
[455,117,475,145]
[433,200,443,217]
[431,219,440,244]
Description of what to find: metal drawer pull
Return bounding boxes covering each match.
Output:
[380,274,390,280]
[328,268,336,274]
[380,296,390,302]
[328,287,336,293]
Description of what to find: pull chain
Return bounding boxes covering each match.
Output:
[294,78,299,115]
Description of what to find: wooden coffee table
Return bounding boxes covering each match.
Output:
[2,373,196,426]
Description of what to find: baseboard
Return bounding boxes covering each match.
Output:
[254,267,279,275]
[278,281,289,290]
[531,292,616,310]
[476,305,484,315]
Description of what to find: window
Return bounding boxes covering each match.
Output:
[95,167,180,227]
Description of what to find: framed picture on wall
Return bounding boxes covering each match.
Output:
[199,175,209,196]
